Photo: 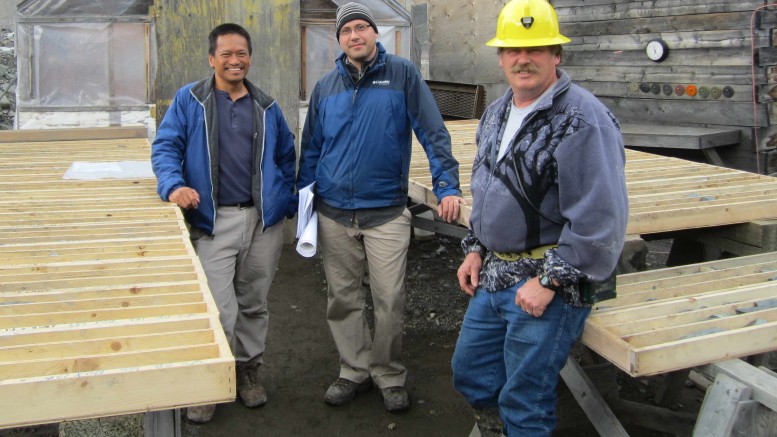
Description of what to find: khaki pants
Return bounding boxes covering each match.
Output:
[191,206,285,364]
[318,210,411,388]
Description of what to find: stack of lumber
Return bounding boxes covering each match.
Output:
[0,128,233,429]
[409,119,777,235]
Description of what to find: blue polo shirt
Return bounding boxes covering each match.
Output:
[215,89,254,206]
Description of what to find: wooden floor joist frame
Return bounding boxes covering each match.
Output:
[0,131,234,433]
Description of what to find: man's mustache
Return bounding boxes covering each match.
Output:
[511,64,539,74]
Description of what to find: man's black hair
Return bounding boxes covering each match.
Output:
[209,23,252,56]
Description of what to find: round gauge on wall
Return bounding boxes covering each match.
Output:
[646,38,669,62]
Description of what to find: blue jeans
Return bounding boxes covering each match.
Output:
[451,279,591,437]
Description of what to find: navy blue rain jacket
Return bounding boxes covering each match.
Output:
[297,43,460,208]
[151,76,297,236]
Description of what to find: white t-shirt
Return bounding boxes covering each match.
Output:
[497,87,555,161]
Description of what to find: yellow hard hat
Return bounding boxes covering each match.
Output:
[486,0,571,48]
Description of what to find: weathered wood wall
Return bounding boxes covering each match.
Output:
[423,0,777,174]
[153,0,300,134]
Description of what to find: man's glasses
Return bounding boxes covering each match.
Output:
[340,24,371,37]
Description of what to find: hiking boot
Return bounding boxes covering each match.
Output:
[473,407,505,437]
[237,361,267,407]
[324,378,372,406]
[186,404,216,423]
[381,386,410,411]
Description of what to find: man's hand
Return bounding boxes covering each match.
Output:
[168,187,200,209]
[437,195,467,223]
[515,277,556,317]
[457,252,482,296]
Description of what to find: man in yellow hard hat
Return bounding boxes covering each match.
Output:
[451,0,629,435]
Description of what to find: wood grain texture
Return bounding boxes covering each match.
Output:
[0,130,234,429]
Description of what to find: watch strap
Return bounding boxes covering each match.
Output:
[539,273,564,293]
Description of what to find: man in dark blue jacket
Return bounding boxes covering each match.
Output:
[297,2,464,413]
[151,23,296,423]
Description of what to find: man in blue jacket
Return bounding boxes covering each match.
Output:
[151,23,296,423]
[297,2,464,412]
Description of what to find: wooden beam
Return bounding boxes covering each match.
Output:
[693,373,752,437]
[0,127,148,143]
[559,358,629,437]
[700,359,777,412]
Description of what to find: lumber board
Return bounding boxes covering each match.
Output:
[559,358,629,437]
[693,373,753,437]
[701,359,777,413]
[410,120,777,235]
[0,130,234,429]
[0,126,147,142]
[581,252,777,376]
[619,124,741,150]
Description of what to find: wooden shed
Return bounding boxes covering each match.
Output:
[413,0,777,175]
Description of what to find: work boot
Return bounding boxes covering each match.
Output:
[473,407,505,437]
[236,361,267,407]
[186,404,216,423]
[324,377,372,405]
[381,386,410,411]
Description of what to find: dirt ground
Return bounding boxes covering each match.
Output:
[173,235,704,437]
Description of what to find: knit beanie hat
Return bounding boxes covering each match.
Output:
[335,2,378,39]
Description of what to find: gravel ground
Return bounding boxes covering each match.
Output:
[0,27,15,130]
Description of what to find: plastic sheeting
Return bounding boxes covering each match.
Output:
[17,22,150,107]
[17,0,151,17]
[16,0,154,109]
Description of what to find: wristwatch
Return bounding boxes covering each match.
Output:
[539,273,563,293]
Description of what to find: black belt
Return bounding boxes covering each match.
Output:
[220,199,254,209]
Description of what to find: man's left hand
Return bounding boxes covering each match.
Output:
[437,195,467,223]
[516,277,556,318]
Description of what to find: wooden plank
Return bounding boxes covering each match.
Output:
[553,1,762,20]
[702,359,777,412]
[730,400,777,437]
[630,322,777,376]
[620,124,741,150]
[0,359,233,429]
[0,317,212,348]
[0,330,213,362]
[559,358,630,437]
[561,11,755,37]
[0,126,147,142]
[693,373,752,437]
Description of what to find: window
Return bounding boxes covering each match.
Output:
[17,20,153,109]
